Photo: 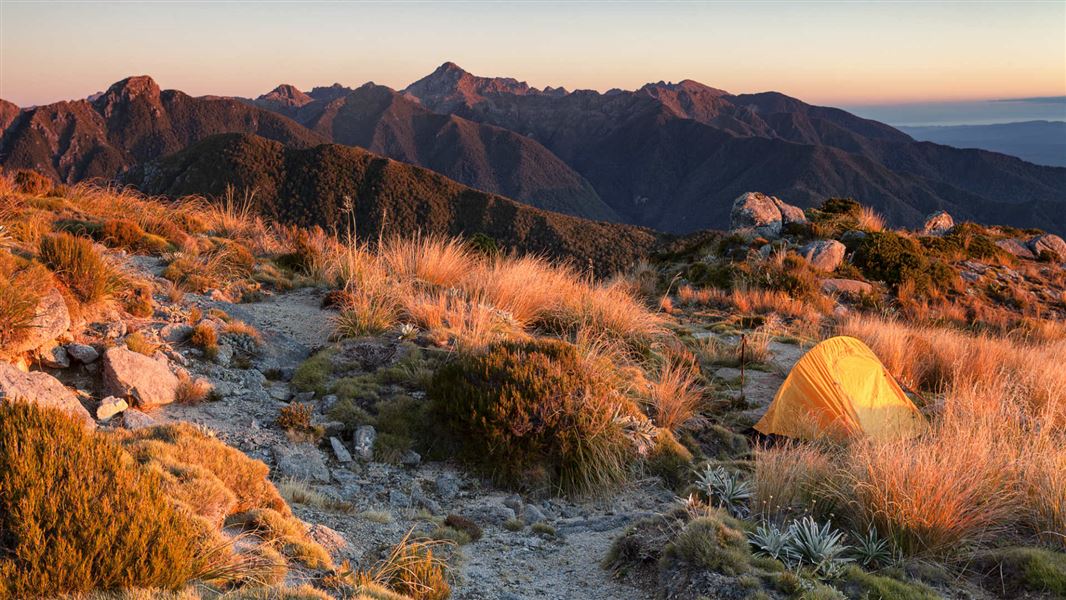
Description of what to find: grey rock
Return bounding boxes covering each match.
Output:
[524,504,548,524]
[435,473,461,500]
[400,450,421,467]
[389,489,411,507]
[292,391,315,402]
[101,347,178,407]
[160,323,194,343]
[268,385,291,401]
[40,345,70,369]
[503,494,524,515]
[1028,234,1066,260]
[730,192,784,238]
[320,420,346,437]
[65,343,100,364]
[771,196,808,227]
[922,210,955,235]
[801,239,846,272]
[353,425,376,461]
[466,504,516,526]
[273,444,330,483]
[330,436,353,463]
[95,396,128,421]
[120,408,157,430]
[214,342,234,367]
[307,524,348,554]
[7,288,70,356]
[822,278,874,297]
[996,238,1037,260]
[0,362,93,427]
[320,394,338,412]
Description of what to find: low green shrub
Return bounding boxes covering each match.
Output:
[429,339,639,495]
[850,231,957,294]
[974,547,1066,597]
[664,510,754,576]
[0,402,210,596]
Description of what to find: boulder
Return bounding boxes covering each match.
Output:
[730,192,784,238]
[801,240,846,272]
[160,323,194,343]
[329,436,353,463]
[273,443,330,482]
[307,524,348,555]
[7,288,71,356]
[101,347,179,407]
[353,425,376,461]
[995,239,1036,260]
[1028,234,1066,261]
[0,362,93,426]
[821,278,874,297]
[120,408,158,430]
[771,196,808,227]
[65,343,100,364]
[95,396,128,421]
[40,345,70,369]
[922,211,955,235]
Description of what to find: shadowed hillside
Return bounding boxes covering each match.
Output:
[253,82,616,221]
[126,133,662,273]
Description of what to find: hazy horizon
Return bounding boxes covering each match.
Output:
[2,1,1064,108]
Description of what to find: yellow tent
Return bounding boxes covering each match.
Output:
[754,336,926,441]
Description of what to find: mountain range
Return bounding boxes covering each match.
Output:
[2,63,1065,238]
[126,133,659,273]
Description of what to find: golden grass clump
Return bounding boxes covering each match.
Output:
[645,357,704,433]
[176,372,214,404]
[0,402,214,597]
[191,322,220,360]
[39,231,118,306]
[125,330,161,356]
[0,250,51,350]
[354,531,452,600]
[382,234,473,289]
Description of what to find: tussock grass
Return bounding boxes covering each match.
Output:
[755,315,1066,559]
[354,530,452,600]
[0,251,51,351]
[39,232,119,306]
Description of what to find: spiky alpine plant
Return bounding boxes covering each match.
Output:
[785,516,853,579]
[749,521,798,566]
[695,464,752,518]
[852,527,894,568]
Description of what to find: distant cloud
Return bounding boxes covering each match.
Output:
[995,96,1066,104]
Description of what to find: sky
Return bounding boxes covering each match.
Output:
[1,0,1064,109]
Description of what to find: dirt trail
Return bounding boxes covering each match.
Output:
[155,285,662,599]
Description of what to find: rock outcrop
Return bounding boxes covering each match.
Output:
[1028,233,1066,261]
[7,288,70,356]
[730,192,805,238]
[801,240,846,272]
[922,211,955,236]
[822,278,874,297]
[0,363,93,426]
[101,347,179,407]
[995,238,1037,260]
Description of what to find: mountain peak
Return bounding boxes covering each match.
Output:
[640,79,729,96]
[258,84,313,107]
[104,75,162,100]
[435,61,467,75]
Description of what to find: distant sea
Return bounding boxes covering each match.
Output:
[841,96,1066,127]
